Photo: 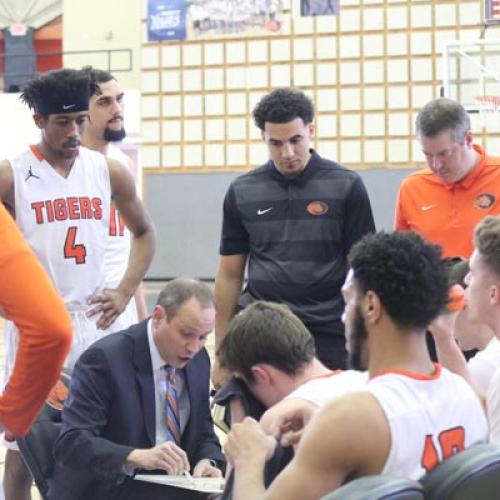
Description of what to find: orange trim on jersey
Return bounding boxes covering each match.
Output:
[372,363,441,381]
[30,144,45,162]
[302,369,341,384]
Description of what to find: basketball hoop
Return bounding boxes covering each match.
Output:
[474,95,500,129]
[9,23,28,36]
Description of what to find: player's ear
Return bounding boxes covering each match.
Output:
[364,291,382,323]
[251,365,271,386]
[490,283,500,306]
[307,122,315,138]
[151,304,167,327]
[464,130,474,148]
[33,113,45,129]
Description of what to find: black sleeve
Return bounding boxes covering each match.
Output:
[190,352,226,470]
[213,376,266,422]
[343,175,376,255]
[53,348,133,484]
[219,183,250,255]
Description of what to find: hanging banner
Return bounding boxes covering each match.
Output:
[485,0,500,24]
[187,0,283,39]
[295,0,339,17]
[148,0,187,41]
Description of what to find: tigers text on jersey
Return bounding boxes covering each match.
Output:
[365,364,488,480]
[11,145,111,306]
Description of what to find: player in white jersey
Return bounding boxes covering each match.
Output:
[364,365,486,479]
[81,67,148,334]
[283,369,367,407]
[462,216,500,443]
[224,231,487,500]
[4,145,111,374]
[428,257,500,394]
[0,69,155,500]
[216,301,367,428]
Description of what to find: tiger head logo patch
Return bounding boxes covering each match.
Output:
[473,193,496,210]
[307,201,329,216]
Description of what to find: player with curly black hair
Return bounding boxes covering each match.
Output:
[0,68,155,500]
[20,68,98,118]
[345,231,448,371]
[213,87,375,386]
[224,230,487,500]
[348,231,449,330]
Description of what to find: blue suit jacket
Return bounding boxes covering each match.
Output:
[49,320,224,500]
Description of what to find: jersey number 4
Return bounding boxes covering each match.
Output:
[421,426,465,472]
[64,226,87,264]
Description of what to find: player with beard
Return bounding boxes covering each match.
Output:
[224,231,487,500]
[81,67,148,333]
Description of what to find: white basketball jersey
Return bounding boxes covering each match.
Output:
[11,145,111,305]
[285,370,368,407]
[468,337,500,392]
[102,144,138,334]
[3,145,112,376]
[365,364,488,480]
[104,144,132,288]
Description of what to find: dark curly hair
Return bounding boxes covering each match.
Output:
[348,231,449,330]
[252,88,314,131]
[81,66,116,88]
[20,68,98,115]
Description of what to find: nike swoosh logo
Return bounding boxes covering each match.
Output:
[257,208,273,215]
[62,104,75,110]
[421,205,437,211]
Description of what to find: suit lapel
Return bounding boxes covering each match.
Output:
[131,321,156,446]
[181,358,197,449]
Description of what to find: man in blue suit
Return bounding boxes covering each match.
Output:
[49,278,225,500]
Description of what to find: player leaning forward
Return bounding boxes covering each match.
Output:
[0,68,155,374]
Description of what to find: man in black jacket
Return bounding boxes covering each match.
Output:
[49,278,224,500]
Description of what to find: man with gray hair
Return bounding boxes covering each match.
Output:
[395,97,500,258]
[48,278,224,500]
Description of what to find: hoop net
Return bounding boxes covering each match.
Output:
[474,96,500,129]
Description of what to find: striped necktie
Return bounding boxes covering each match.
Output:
[164,366,181,444]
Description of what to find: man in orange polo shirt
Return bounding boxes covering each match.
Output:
[395,98,500,258]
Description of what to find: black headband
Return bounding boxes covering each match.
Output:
[34,95,89,115]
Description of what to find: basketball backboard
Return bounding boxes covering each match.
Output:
[442,39,500,116]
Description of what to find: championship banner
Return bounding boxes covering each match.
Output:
[148,0,187,41]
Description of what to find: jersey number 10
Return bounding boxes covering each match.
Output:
[421,426,465,472]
